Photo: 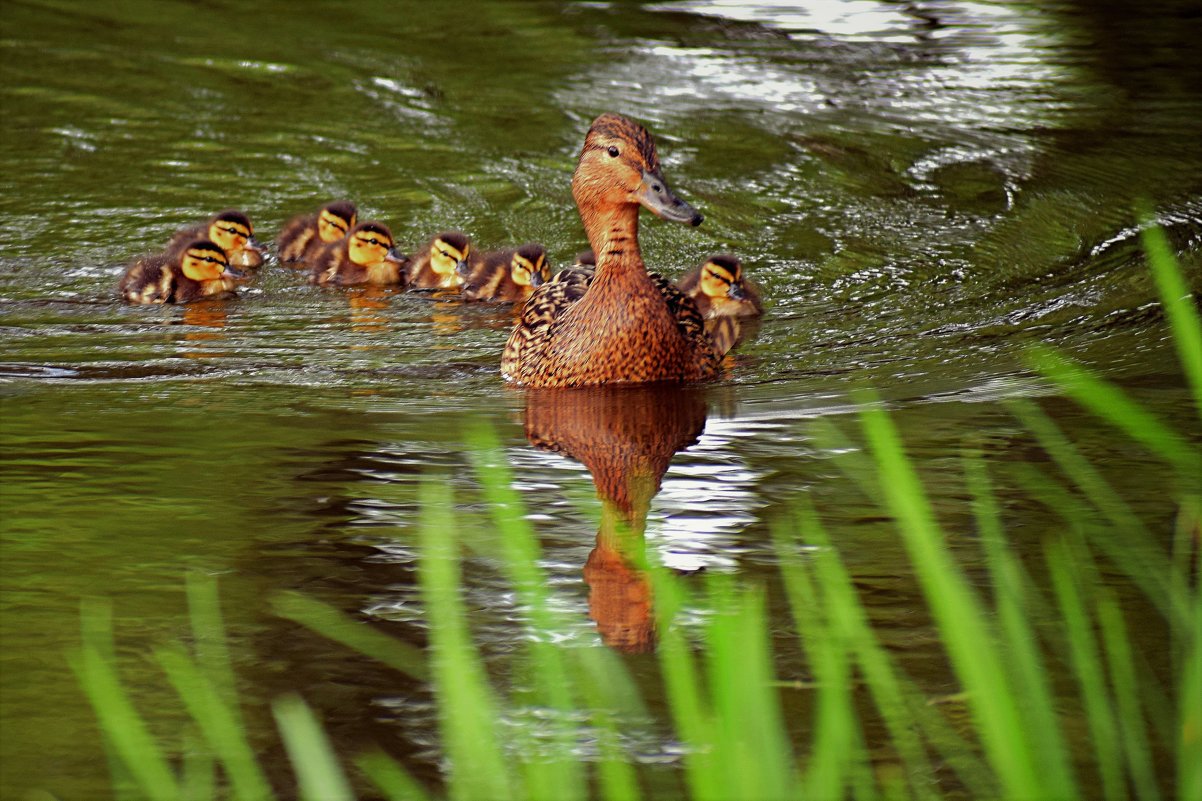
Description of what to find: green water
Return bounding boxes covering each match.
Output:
[1,0,1199,798]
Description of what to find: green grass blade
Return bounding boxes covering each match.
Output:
[789,507,988,801]
[704,578,794,801]
[272,694,354,801]
[181,726,217,801]
[1024,347,1200,479]
[155,643,274,801]
[858,395,1043,798]
[1044,536,1126,801]
[71,608,179,801]
[649,566,722,801]
[964,450,1078,797]
[186,572,243,727]
[1008,401,1181,624]
[79,600,139,801]
[1097,593,1163,801]
[355,750,432,801]
[1141,219,1202,419]
[418,478,515,801]
[271,592,428,681]
[1181,575,1202,801]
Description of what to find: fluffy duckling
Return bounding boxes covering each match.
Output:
[501,113,720,387]
[676,255,763,319]
[119,239,245,304]
[277,200,358,264]
[572,249,596,268]
[404,231,471,290]
[167,209,265,269]
[458,243,550,302]
[310,221,407,286]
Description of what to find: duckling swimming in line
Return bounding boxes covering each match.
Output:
[119,239,245,304]
[676,255,763,319]
[310,221,406,286]
[167,209,265,269]
[405,231,471,290]
[277,200,358,264]
[458,243,550,302]
[501,113,721,387]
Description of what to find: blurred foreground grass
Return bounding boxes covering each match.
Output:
[73,228,1200,801]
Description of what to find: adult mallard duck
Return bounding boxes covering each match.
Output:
[310,221,406,286]
[166,209,265,269]
[676,255,763,319]
[119,239,245,304]
[501,114,723,387]
[458,243,550,302]
[277,200,358,264]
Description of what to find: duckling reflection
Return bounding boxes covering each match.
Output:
[180,300,229,360]
[523,383,708,652]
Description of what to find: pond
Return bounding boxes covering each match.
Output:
[1,0,1199,798]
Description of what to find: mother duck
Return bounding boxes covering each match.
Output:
[501,113,724,387]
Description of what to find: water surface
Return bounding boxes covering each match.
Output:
[1,0,1199,797]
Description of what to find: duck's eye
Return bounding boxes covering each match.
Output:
[607,145,620,158]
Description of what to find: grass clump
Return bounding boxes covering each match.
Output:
[71,233,1199,800]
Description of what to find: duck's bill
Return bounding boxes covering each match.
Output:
[386,248,407,265]
[223,265,248,280]
[635,169,703,226]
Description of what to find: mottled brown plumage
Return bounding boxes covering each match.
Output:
[277,200,358,264]
[459,243,550,302]
[402,231,471,291]
[166,209,265,269]
[677,255,763,319]
[119,239,243,304]
[501,113,722,387]
[310,221,406,286]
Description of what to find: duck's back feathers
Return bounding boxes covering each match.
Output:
[120,240,237,304]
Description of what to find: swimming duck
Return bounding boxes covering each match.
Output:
[167,209,265,269]
[458,243,550,302]
[310,221,407,286]
[501,113,721,387]
[277,200,358,264]
[404,231,471,290]
[119,239,245,304]
[676,255,763,319]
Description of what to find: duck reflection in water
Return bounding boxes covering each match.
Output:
[523,382,711,653]
[180,300,229,360]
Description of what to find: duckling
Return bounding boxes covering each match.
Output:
[501,113,721,387]
[572,249,596,268]
[166,209,265,269]
[119,239,245,304]
[676,255,763,319]
[277,200,358,264]
[310,221,407,286]
[404,231,471,290]
[458,243,550,302]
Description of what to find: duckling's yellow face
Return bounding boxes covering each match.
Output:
[430,238,470,278]
[208,218,253,255]
[699,260,743,300]
[348,227,397,267]
[318,208,355,243]
[511,251,548,287]
[180,244,233,281]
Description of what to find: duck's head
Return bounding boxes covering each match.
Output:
[572,113,702,228]
[510,243,550,288]
[698,255,749,301]
[573,249,596,268]
[206,209,262,258]
[179,240,245,281]
[318,201,357,244]
[427,231,471,279]
[347,222,405,267]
